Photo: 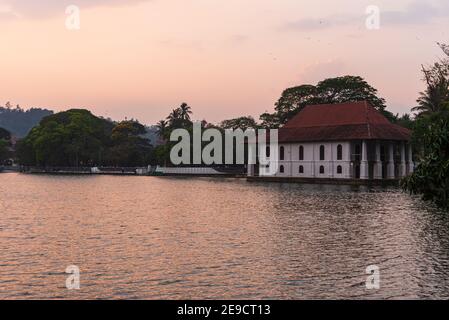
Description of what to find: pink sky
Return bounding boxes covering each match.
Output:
[1,0,448,124]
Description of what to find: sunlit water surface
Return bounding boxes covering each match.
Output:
[1,173,449,299]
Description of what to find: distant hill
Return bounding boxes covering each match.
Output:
[0,104,53,138]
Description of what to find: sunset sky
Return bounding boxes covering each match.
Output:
[1,0,448,124]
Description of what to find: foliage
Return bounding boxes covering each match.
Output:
[0,103,53,137]
[412,44,449,117]
[0,127,11,140]
[401,111,449,209]
[220,116,258,130]
[0,128,11,163]
[402,43,449,210]
[16,109,153,167]
[262,76,387,127]
[109,120,153,166]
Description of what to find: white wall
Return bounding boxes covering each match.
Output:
[156,167,227,175]
[273,142,352,179]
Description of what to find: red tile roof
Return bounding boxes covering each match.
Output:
[280,101,411,142]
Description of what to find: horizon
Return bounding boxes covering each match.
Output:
[1,0,448,124]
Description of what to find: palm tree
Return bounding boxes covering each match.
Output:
[156,120,168,137]
[178,103,192,121]
[413,65,449,116]
[166,108,181,126]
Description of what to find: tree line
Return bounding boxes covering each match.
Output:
[15,109,153,167]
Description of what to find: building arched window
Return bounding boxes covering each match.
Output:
[299,146,304,161]
[319,166,325,174]
[266,146,270,158]
[337,165,342,174]
[299,166,304,174]
[337,144,343,160]
[320,145,325,161]
[279,165,285,173]
[280,146,285,161]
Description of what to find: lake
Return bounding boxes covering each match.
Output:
[1,173,448,299]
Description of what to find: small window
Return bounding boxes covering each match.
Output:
[337,145,343,161]
[299,146,304,161]
[280,165,285,173]
[266,146,270,158]
[299,166,304,174]
[280,146,285,161]
[337,165,342,174]
[319,166,325,174]
[320,145,325,161]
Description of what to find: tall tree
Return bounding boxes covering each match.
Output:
[156,120,168,139]
[412,45,449,117]
[263,76,387,127]
[315,76,386,111]
[220,116,258,130]
[178,102,192,121]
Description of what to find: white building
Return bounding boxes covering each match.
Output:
[248,101,414,180]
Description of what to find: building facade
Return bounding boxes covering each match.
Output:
[248,101,414,180]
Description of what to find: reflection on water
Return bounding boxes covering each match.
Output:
[0,173,449,299]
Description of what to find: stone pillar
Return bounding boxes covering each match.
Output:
[400,142,407,177]
[387,143,395,179]
[374,141,382,179]
[407,143,414,174]
[360,140,369,179]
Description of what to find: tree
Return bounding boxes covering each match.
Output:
[220,116,258,130]
[0,127,11,163]
[156,120,168,140]
[263,76,387,127]
[315,76,386,110]
[259,112,280,129]
[401,110,449,209]
[412,45,449,117]
[402,43,449,210]
[109,120,153,166]
[178,102,192,121]
[274,85,318,124]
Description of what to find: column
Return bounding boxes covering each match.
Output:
[387,142,395,179]
[247,164,254,177]
[374,141,382,179]
[400,142,407,178]
[360,140,369,179]
[408,143,414,174]
[312,143,316,178]
[330,143,334,178]
[348,142,353,178]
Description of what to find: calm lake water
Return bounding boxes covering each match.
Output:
[1,173,449,299]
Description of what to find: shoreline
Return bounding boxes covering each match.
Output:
[14,170,402,186]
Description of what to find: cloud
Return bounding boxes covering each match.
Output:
[0,0,149,18]
[0,4,20,18]
[283,1,449,32]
